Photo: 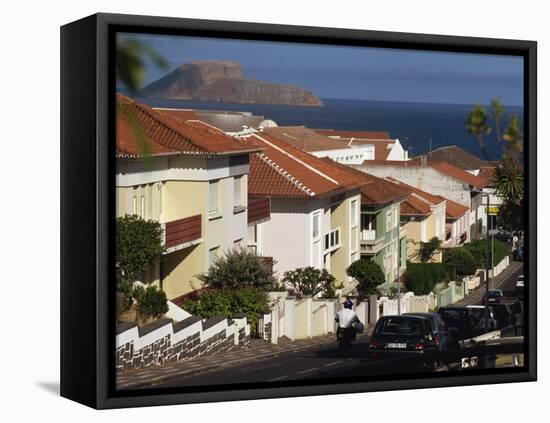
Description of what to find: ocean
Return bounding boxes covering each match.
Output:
[133,97,523,161]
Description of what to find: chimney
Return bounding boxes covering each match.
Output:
[419,155,428,167]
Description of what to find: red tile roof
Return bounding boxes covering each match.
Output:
[152,108,199,123]
[116,94,261,158]
[400,194,432,218]
[386,177,469,220]
[319,159,408,207]
[242,133,369,199]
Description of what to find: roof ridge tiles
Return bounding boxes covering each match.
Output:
[257,153,315,196]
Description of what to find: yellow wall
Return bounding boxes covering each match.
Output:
[405,214,442,263]
[161,180,207,223]
[329,193,360,288]
[161,243,205,299]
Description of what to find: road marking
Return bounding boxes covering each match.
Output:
[297,367,320,375]
[324,360,344,367]
[269,374,290,382]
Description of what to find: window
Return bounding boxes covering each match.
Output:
[140,195,145,218]
[350,199,358,227]
[233,176,243,207]
[386,210,393,232]
[312,212,320,239]
[350,251,358,264]
[324,228,341,252]
[132,195,137,215]
[209,181,219,216]
[233,238,243,249]
[208,247,219,267]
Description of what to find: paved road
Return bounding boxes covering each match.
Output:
[152,260,525,388]
[154,334,372,388]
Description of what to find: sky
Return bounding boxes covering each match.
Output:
[118,33,524,106]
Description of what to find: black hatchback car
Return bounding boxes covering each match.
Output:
[368,315,439,359]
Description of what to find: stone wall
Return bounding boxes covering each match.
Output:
[116,315,251,372]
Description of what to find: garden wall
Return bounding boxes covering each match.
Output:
[116,313,250,372]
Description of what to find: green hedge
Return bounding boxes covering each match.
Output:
[404,262,451,295]
[461,239,508,268]
[181,288,270,334]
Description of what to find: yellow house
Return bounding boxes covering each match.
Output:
[116,95,262,300]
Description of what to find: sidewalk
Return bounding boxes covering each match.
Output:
[117,331,370,390]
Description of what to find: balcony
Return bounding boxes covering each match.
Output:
[360,229,384,254]
[163,214,202,254]
[248,196,271,226]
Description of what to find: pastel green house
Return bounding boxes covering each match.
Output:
[357,173,409,289]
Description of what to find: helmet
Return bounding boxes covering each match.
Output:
[344,299,353,309]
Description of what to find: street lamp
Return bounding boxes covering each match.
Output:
[464,185,491,332]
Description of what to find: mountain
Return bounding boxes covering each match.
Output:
[138,61,323,107]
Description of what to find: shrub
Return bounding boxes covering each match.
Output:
[404,262,450,295]
[443,247,477,277]
[282,267,336,298]
[462,239,508,268]
[346,259,385,300]
[132,284,169,323]
[182,288,270,335]
[198,248,276,291]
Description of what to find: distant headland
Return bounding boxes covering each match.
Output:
[138,61,324,107]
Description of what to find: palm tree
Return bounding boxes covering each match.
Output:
[503,115,523,163]
[466,104,492,161]
[491,97,505,143]
[494,158,524,205]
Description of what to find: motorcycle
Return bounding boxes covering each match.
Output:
[337,321,364,357]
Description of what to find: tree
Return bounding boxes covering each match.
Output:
[346,259,385,300]
[491,97,505,143]
[116,215,165,307]
[466,104,492,161]
[442,247,477,277]
[198,248,276,291]
[282,267,336,298]
[132,284,169,324]
[414,237,443,263]
[502,115,523,163]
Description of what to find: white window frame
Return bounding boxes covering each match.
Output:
[324,228,341,252]
[208,246,219,267]
[312,211,321,240]
[209,180,219,217]
[233,176,243,208]
[386,210,393,232]
[350,199,358,228]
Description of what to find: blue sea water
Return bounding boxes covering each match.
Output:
[133,97,523,161]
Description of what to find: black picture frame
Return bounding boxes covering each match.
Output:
[60,12,537,409]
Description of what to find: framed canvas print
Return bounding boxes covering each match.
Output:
[60,13,537,409]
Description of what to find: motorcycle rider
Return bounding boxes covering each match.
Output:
[335,299,362,355]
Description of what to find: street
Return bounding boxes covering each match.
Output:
[146,260,525,389]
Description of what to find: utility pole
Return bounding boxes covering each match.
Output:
[484,193,490,332]
[397,235,401,315]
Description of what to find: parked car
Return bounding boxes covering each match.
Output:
[437,306,485,346]
[483,289,504,303]
[516,275,524,293]
[403,312,449,352]
[368,315,439,362]
[494,230,513,243]
[465,305,498,331]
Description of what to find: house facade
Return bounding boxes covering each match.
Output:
[353,157,489,240]
[241,132,368,292]
[115,95,262,300]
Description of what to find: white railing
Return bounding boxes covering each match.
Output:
[360,229,376,241]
